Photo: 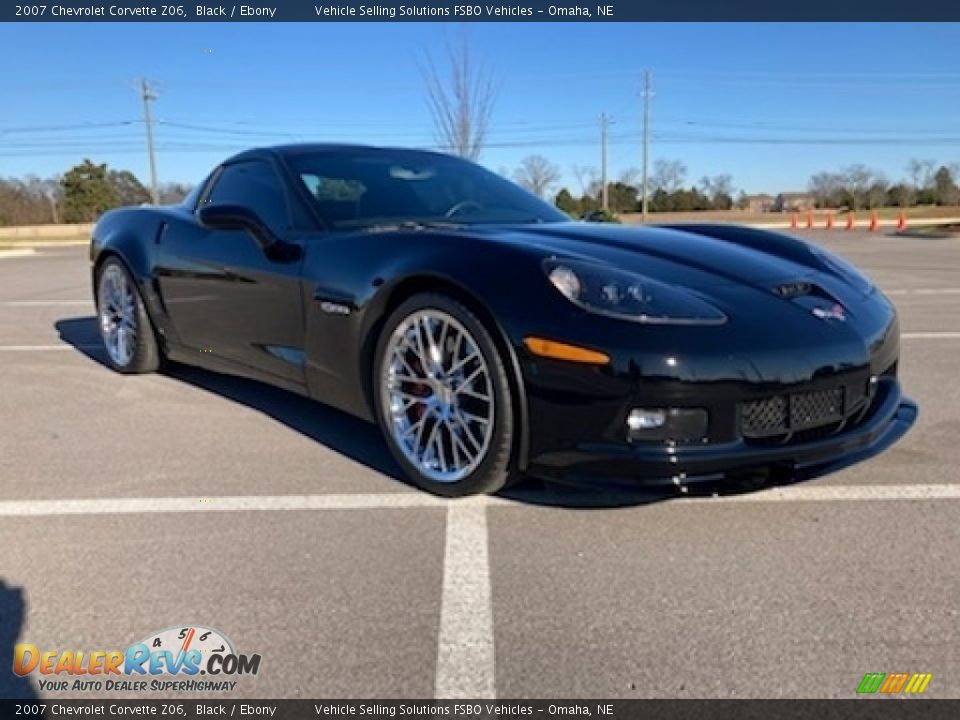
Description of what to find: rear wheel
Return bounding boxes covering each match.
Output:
[374,294,515,496]
[96,258,161,374]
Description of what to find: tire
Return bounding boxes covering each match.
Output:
[374,293,515,497]
[96,257,162,374]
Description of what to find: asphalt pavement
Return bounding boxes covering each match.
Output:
[0,230,958,699]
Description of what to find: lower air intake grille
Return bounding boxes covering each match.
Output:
[741,387,847,438]
[741,396,787,436]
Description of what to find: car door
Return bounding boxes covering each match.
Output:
[155,159,307,384]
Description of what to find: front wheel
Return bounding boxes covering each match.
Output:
[374,294,515,497]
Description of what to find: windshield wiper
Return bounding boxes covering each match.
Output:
[361,220,465,232]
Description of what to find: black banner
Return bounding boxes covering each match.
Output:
[3,0,960,22]
[2,700,960,720]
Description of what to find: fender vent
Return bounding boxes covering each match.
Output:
[773,281,813,298]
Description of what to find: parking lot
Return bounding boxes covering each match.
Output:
[1,229,958,699]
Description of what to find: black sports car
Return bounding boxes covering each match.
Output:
[90,144,917,496]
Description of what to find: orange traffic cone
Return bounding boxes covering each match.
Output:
[806,210,814,229]
[790,213,798,229]
[869,211,879,233]
[826,211,834,230]
[846,213,855,230]
[897,210,907,231]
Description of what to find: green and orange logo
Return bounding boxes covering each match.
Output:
[857,672,933,695]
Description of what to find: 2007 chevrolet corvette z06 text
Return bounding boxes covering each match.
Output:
[89,144,917,496]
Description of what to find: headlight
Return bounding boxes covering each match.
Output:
[810,246,874,295]
[544,259,727,325]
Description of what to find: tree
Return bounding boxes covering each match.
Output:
[606,181,640,213]
[887,183,916,208]
[61,160,119,223]
[699,174,735,210]
[841,164,878,211]
[109,170,151,207]
[865,175,890,210]
[554,188,581,217]
[419,37,498,161]
[571,165,597,195]
[514,154,561,199]
[907,158,936,191]
[650,160,687,193]
[808,171,845,208]
[933,166,960,205]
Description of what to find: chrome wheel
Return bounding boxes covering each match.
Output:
[98,264,137,368]
[380,309,495,484]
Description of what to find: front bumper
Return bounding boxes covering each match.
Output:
[526,376,917,487]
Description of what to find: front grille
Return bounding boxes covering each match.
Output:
[789,388,844,430]
[741,396,787,436]
[741,382,872,441]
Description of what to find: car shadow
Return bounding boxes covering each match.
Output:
[0,580,37,700]
[56,315,797,510]
[55,316,406,484]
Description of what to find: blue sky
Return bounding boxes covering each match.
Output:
[1,22,959,195]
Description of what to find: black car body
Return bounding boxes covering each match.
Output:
[89,144,916,495]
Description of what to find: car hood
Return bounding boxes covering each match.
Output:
[475,222,828,294]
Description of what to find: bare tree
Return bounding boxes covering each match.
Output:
[571,165,597,195]
[651,159,687,193]
[618,167,641,186]
[419,37,498,161]
[699,174,735,208]
[907,158,936,190]
[808,171,845,208]
[843,164,876,211]
[514,155,562,199]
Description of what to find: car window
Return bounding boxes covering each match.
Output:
[204,160,290,232]
[289,150,567,229]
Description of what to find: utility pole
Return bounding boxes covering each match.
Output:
[140,79,159,205]
[599,112,610,211]
[641,70,652,224]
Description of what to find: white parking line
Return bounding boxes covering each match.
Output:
[0,493,448,516]
[435,500,496,700]
[0,485,956,518]
[687,483,960,504]
[886,288,960,296]
[902,332,960,340]
[0,344,100,351]
[0,300,91,307]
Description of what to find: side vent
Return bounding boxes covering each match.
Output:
[153,222,169,245]
[773,281,813,298]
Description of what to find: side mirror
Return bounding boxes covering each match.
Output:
[198,204,277,250]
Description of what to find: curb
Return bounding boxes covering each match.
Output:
[0,248,37,259]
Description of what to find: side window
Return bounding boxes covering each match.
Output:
[204,160,290,232]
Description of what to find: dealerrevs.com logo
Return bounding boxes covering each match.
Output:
[13,625,261,693]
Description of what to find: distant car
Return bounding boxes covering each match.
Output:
[90,144,916,496]
[581,209,620,223]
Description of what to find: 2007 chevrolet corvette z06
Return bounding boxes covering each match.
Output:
[89,144,916,496]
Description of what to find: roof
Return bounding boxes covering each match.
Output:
[224,143,451,164]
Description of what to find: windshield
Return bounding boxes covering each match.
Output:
[286,149,568,229]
